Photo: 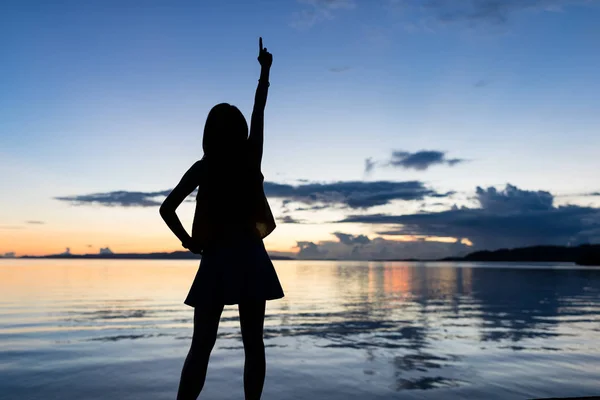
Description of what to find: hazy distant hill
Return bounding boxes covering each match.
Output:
[442,244,600,264]
[368,244,600,264]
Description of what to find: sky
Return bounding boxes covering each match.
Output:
[1,0,600,259]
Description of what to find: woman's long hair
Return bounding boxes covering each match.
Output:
[199,103,252,214]
[202,103,249,164]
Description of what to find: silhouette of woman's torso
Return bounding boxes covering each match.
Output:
[191,156,274,249]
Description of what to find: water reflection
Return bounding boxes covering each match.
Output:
[1,260,599,397]
[470,268,600,343]
[264,262,600,391]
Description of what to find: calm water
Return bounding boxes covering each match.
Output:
[1,260,599,400]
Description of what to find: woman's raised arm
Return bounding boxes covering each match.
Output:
[248,37,272,169]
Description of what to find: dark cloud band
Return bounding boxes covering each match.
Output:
[390,150,464,171]
[55,190,171,207]
[56,180,449,209]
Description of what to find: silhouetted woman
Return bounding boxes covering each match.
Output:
[159,38,284,400]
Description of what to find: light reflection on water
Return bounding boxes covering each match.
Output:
[1,259,599,400]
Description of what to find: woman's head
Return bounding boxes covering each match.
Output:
[202,103,248,158]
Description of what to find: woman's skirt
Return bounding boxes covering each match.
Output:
[184,236,285,307]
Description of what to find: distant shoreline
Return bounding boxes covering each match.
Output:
[15,251,293,261]
[372,244,600,265]
[3,244,599,265]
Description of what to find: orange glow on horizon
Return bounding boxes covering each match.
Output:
[378,234,473,246]
[0,228,298,257]
[461,238,474,246]
[2,226,472,257]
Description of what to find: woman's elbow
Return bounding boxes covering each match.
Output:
[159,202,173,218]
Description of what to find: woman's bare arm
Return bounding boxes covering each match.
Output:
[159,161,202,250]
[248,37,273,169]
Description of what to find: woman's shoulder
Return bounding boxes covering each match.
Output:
[188,159,209,186]
[191,159,209,174]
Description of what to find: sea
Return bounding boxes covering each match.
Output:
[1,259,599,400]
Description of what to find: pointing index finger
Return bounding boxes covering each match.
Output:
[259,37,263,52]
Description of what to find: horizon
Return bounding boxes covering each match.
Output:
[3,242,599,262]
[2,0,600,259]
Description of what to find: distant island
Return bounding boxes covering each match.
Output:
[370,244,600,265]
[442,244,600,265]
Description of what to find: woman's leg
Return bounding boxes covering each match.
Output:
[238,300,267,400]
[177,302,224,400]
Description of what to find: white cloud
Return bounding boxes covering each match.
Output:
[296,232,470,260]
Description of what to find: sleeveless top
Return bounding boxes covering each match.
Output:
[191,157,276,248]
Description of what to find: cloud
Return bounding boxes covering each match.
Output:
[292,0,356,28]
[264,180,450,208]
[295,233,470,260]
[296,241,328,258]
[365,150,466,173]
[58,180,449,210]
[475,184,553,213]
[390,150,465,170]
[281,215,303,224]
[0,225,23,230]
[99,247,113,255]
[26,220,45,224]
[364,157,376,175]
[474,79,491,87]
[55,190,170,207]
[295,205,331,212]
[392,0,596,27]
[340,184,600,250]
[329,66,352,73]
[333,232,371,245]
[280,199,293,215]
[366,150,466,173]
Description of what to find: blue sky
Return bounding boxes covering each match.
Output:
[1,0,600,258]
